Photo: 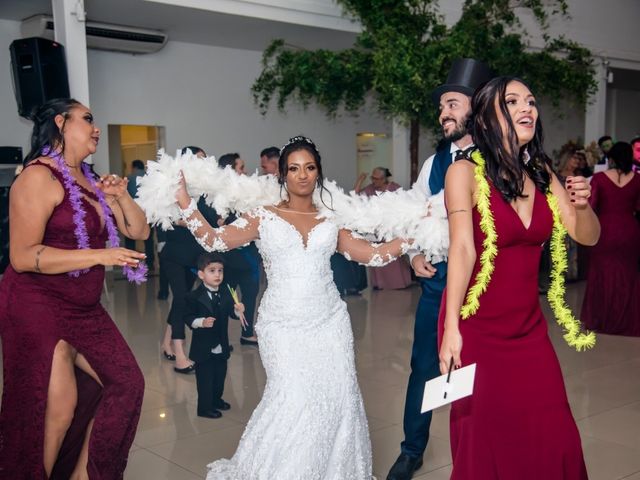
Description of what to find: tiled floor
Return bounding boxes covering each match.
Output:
[5,275,640,479]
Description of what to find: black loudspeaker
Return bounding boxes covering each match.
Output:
[0,147,23,165]
[9,37,70,118]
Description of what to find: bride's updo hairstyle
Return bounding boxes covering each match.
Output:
[278,136,333,209]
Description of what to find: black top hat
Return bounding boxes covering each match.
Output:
[431,58,493,104]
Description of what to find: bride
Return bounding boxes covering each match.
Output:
[175,136,408,479]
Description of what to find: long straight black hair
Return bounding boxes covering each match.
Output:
[23,97,82,165]
[470,76,552,201]
[278,136,333,210]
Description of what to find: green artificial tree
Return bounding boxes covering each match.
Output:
[252,0,597,182]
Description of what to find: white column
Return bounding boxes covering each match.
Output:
[584,60,607,145]
[52,0,90,106]
[392,119,410,189]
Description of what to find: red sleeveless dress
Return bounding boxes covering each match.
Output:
[581,172,640,335]
[0,161,144,479]
[439,184,588,479]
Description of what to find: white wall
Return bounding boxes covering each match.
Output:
[0,18,390,188]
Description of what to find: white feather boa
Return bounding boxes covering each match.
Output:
[136,150,449,262]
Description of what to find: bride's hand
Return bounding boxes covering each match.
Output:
[439,325,462,374]
[176,171,191,209]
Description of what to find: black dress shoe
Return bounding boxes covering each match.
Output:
[174,364,196,374]
[163,351,176,361]
[214,400,231,411]
[386,453,423,480]
[240,337,258,346]
[197,409,222,419]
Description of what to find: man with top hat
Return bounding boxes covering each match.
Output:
[387,58,492,480]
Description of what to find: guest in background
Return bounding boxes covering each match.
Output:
[354,167,412,290]
[354,167,400,195]
[156,227,169,299]
[214,153,260,345]
[631,136,640,173]
[556,148,588,280]
[219,153,247,175]
[260,146,280,176]
[161,146,219,373]
[597,135,614,165]
[125,159,155,269]
[581,141,640,336]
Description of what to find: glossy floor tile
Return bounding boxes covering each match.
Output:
[2,274,639,479]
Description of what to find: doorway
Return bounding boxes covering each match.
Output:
[107,124,165,176]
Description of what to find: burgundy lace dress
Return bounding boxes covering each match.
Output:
[0,161,144,479]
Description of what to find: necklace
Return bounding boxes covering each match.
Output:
[275,205,318,215]
[462,149,595,351]
[44,146,147,284]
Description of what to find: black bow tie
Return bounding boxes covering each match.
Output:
[454,147,474,161]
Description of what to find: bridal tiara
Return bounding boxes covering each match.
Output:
[280,136,318,155]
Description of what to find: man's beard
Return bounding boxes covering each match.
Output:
[441,117,469,142]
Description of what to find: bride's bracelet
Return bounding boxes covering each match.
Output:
[179,198,197,219]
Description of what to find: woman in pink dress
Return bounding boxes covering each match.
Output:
[439,77,600,479]
[0,98,148,478]
[354,167,413,289]
[581,141,640,336]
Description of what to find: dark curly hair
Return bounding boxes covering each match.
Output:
[24,97,82,165]
[470,76,552,201]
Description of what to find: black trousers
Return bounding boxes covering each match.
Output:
[225,266,259,338]
[194,354,227,414]
[164,258,196,340]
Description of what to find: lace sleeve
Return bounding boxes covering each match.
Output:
[179,198,259,251]
[336,229,411,267]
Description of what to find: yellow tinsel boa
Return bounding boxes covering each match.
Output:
[460,150,595,351]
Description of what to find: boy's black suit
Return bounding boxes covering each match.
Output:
[184,283,235,414]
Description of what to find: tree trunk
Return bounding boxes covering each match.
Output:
[409,118,420,184]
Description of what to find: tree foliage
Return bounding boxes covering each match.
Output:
[251,0,597,179]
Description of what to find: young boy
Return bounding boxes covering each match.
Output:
[184,253,244,418]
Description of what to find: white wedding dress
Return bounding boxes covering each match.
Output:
[180,205,403,479]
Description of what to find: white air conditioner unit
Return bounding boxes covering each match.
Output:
[21,15,167,54]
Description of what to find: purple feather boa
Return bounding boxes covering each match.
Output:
[44,146,147,284]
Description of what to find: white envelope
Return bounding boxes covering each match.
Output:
[421,363,477,413]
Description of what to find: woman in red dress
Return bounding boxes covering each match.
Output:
[581,141,640,335]
[0,98,148,478]
[439,77,600,479]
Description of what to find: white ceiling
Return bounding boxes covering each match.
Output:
[0,0,360,51]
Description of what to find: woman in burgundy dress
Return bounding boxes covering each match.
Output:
[354,167,413,290]
[439,77,600,479]
[0,98,148,479]
[581,141,640,336]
